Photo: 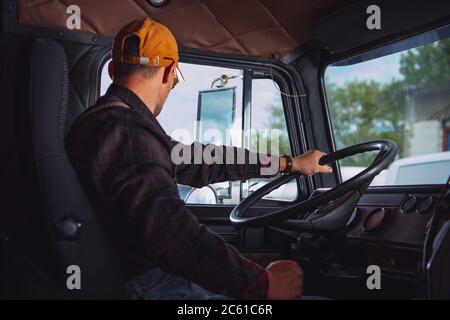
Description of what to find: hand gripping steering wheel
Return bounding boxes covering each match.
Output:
[230,140,397,233]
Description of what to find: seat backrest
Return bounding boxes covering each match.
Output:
[28,38,125,299]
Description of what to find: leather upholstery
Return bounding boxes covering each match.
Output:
[18,0,356,58]
[56,42,109,133]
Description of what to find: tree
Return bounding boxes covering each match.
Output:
[263,103,291,155]
[326,80,405,166]
[251,100,291,156]
[399,39,450,87]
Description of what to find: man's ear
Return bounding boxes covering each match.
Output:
[162,63,176,84]
[108,61,115,80]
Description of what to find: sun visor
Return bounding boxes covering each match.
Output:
[315,0,450,54]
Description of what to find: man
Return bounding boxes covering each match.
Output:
[66,18,333,300]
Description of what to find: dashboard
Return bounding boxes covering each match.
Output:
[313,185,443,280]
[257,184,448,298]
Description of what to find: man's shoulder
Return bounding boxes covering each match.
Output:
[74,100,137,127]
[66,100,172,156]
[68,99,155,141]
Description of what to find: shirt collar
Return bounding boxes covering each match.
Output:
[105,83,151,117]
[103,83,168,134]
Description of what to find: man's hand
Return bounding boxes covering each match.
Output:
[266,260,303,300]
[279,150,333,176]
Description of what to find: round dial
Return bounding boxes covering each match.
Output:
[401,196,417,213]
[363,208,388,234]
[418,196,434,214]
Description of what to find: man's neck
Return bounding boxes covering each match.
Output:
[113,78,159,115]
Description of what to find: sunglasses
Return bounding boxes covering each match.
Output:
[172,66,185,89]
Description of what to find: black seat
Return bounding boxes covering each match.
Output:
[25,38,125,299]
[30,39,125,298]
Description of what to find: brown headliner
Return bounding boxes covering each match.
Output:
[18,0,356,58]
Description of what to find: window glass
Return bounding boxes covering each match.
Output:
[324,26,450,185]
[247,79,297,201]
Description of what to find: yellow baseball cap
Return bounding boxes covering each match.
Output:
[113,18,179,68]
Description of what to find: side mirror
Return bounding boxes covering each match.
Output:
[196,87,236,145]
[196,87,236,201]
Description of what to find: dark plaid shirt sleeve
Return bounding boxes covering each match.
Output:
[66,106,270,299]
[169,140,279,187]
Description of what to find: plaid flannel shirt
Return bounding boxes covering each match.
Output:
[65,84,278,299]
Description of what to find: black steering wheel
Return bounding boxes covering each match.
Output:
[230,140,397,233]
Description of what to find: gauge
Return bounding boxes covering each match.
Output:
[400,195,417,213]
[418,196,434,214]
[363,208,388,234]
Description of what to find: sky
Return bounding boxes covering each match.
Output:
[325,52,403,87]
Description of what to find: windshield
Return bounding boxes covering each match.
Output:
[324,24,450,186]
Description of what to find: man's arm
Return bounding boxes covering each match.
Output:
[170,140,332,188]
[115,163,269,298]
[170,140,279,187]
[117,164,302,299]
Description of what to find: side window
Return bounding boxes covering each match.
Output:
[247,79,297,201]
[324,25,450,186]
[100,62,297,204]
